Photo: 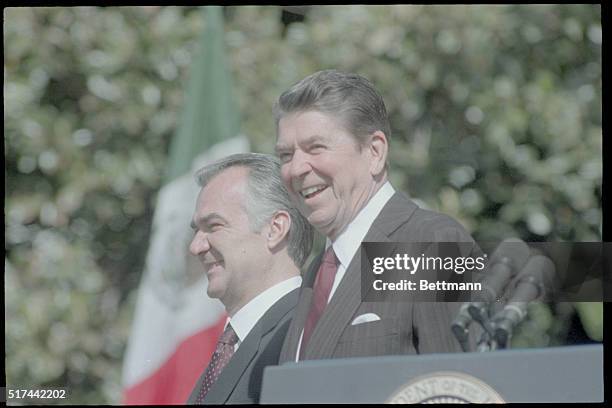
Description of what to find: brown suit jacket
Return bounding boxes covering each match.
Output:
[279,192,480,363]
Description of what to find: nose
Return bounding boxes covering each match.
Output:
[189,231,210,256]
[288,149,312,180]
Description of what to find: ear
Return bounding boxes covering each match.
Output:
[367,130,388,176]
[265,210,291,252]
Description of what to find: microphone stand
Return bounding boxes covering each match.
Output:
[476,316,505,353]
[453,300,505,352]
[491,302,530,349]
[476,331,499,352]
[473,303,503,352]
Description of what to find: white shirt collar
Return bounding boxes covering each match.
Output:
[228,276,301,344]
[328,181,395,267]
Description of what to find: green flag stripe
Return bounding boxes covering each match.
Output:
[165,6,241,184]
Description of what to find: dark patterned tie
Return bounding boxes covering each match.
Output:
[195,323,239,403]
[300,246,339,359]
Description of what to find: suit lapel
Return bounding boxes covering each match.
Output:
[203,289,300,403]
[372,192,418,235]
[279,254,321,363]
[280,288,311,360]
[303,192,419,359]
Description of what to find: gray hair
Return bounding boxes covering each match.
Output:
[273,69,392,146]
[195,153,313,267]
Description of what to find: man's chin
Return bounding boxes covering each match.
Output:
[206,286,223,300]
[308,213,336,236]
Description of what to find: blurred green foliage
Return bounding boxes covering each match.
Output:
[4,5,601,404]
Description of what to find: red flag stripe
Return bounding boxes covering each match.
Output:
[123,315,226,405]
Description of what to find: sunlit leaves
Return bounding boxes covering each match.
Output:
[5,5,601,403]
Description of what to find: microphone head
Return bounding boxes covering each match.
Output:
[488,238,531,271]
[476,238,531,302]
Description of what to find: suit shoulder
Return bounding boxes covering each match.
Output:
[256,288,299,342]
[395,206,474,243]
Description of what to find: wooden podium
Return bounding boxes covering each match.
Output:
[260,345,603,403]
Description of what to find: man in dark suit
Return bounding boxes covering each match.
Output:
[186,153,313,403]
[273,70,479,362]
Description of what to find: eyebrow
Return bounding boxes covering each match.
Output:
[191,213,228,230]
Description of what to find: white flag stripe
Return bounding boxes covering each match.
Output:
[122,136,249,388]
[122,279,224,386]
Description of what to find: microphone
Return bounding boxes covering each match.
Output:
[451,238,530,349]
[451,303,474,352]
[467,239,531,325]
[492,255,556,348]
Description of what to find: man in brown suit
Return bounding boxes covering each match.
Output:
[273,70,480,362]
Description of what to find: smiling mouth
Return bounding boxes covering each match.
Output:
[300,185,327,200]
[204,260,224,273]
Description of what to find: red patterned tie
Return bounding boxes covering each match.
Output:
[300,246,339,359]
[195,324,239,403]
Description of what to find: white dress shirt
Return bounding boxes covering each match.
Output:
[228,276,302,351]
[328,181,396,300]
[295,181,395,360]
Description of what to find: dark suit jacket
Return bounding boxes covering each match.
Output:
[187,288,299,404]
[279,192,480,363]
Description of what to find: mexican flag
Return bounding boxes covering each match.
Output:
[122,7,248,404]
